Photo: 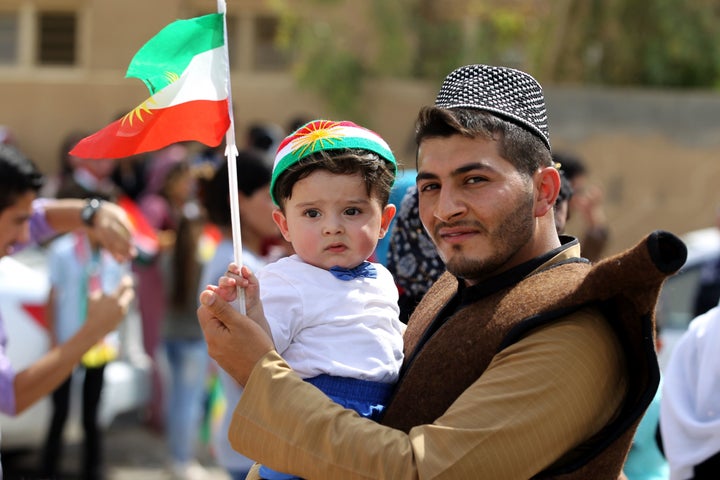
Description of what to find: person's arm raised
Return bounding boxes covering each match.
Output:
[43,199,136,262]
[12,275,134,414]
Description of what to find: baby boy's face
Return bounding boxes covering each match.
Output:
[272,170,394,270]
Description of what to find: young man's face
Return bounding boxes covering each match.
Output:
[0,190,36,259]
[272,170,395,270]
[416,134,539,285]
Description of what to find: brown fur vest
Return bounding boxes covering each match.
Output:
[381,231,687,479]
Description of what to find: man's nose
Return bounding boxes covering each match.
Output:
[434,188,466,222]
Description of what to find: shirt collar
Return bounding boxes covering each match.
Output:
[458,235,584,307]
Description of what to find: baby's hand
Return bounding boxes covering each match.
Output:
[211,263,263,318]
[205,263,271,339]
[212,262,242,303]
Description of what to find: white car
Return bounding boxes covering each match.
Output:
[0,246,151,451]
[656,227,720,370]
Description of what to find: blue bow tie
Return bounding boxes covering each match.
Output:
[329,262,377,281]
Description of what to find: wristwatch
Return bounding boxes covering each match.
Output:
[81,198,103,227]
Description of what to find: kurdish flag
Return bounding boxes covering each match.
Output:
[71,13,231,159]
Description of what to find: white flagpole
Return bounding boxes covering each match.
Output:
[217,0,245,314]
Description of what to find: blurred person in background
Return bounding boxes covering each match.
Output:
[372,166,416,267]
[41,136,128,480]
[245,122,284,165]
[41,228,131,480]
[552,151,610,262]
[661,304,720,480]
[554,167,574,235]
[199,149,280,480]
[160,194,211,480]
[0,143,134,476]
[39,131,84,199]
[54,134,120,203]
[135,143,195,432]
[285,115,313,135]
[386,184,444,324]
[111,154,148,202]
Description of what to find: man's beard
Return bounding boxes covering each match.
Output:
[442,192,535,283]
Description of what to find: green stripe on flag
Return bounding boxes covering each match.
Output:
[126,13,224,95]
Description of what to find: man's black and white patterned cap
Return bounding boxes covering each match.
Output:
[435,64,551,151]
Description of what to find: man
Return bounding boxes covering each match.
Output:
[198,64,686,479]
[552,151,610,262]
[554,168,574,234]
[0,143,135,471]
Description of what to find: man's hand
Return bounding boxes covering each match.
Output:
[197,289,274,386]
[92,202,137,262]
[85,275,135,338]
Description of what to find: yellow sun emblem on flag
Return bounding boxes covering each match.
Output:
[121,71,179,126]
[122,97,156,127]
[290,120,346,158]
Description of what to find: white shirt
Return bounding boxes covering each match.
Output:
[661,304,720,480]
[257,254,405,383]
[47,233,128,343]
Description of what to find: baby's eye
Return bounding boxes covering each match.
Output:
[304,209,321,218]
[344,207,361,216]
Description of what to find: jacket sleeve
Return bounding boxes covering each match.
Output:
[228,309,627,479]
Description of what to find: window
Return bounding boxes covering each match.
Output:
[37,11,76,65]
[253,15,288,71]
[0,12,18,64]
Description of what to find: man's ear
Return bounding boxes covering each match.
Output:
[378,204,397,239]
[534,167,561,218]
[272,208,292,242]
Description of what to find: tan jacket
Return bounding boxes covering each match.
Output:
[232,232,686,479]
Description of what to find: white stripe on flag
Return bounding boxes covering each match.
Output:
[151,46,228,109]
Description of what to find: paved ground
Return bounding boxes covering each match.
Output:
[2,412,231,480]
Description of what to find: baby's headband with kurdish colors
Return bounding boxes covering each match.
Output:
[270,119,397,205]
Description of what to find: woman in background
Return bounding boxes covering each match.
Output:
[198,149,280,480]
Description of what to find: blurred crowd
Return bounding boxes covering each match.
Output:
[3,112,720,480]
[1,120,297,480]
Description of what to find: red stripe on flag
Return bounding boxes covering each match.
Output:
[70,99,230,159]
[116,195,160,258]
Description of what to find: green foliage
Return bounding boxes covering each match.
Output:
[534,0,720,88]
[638,0,720,87]
[371,0,414,77]
[269,0,720,116]
[411,18,465,80]
[297,46,365,119]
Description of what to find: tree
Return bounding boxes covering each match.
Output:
[270,0,535,117]
[536,0,720,87]
[270,0,720,116]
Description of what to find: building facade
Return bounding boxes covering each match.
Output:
[1,0,720,256]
